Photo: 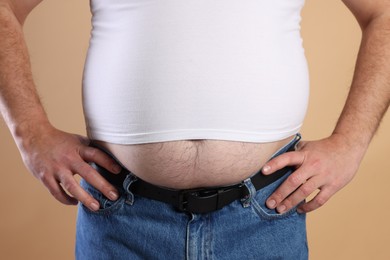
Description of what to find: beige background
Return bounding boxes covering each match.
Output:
[0,0,389,259]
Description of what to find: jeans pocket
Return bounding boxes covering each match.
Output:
[80,178,125,215]
[250,170,302,221]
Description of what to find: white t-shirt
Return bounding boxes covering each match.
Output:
[82,0,310,144]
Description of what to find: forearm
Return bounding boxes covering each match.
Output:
[0,5,50,144]
[333,15,390,152]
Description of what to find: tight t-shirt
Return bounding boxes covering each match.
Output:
[82,0,310,144]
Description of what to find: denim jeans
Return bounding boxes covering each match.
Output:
[75,133,308,259]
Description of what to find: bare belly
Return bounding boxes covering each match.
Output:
[94,136,294,189]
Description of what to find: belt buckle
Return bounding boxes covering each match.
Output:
[177,184,245,214]
[177,187,215,213]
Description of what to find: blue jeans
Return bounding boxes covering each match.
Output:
[75,134,308,259]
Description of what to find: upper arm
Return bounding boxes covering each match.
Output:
[342,0,390,29]
[0,0,43,25]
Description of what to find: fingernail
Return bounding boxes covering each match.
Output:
[109,191,119,201]
[112,165,122,173]
[297,208,304,214]
[267,199,276,209]
[262,165,271,173]
[91,202,100,211]
[278,205,286,213]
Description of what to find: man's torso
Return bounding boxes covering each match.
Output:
[83,0,308,189]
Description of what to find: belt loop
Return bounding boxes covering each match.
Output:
[240,178,257,208]
[123,173,138,205]
[293,133,302,150]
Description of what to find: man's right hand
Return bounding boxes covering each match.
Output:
[0,1,122,211]
[16,123,122,211]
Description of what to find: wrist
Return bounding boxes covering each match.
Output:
[332,126,371,148]
[330,131,368,163]
[11,116,53,149]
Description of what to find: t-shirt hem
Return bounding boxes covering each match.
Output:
[87,127,302,145]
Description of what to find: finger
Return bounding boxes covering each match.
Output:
[265,167,311,210]
[57,171,101,211]
[275,176,322,213]
[297,189,332,213]
[79,146,122,174]
[262,151,306,175]
[71,162,119,201]
[43,176,78,205]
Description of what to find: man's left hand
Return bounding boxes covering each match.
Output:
[262,133,365,214]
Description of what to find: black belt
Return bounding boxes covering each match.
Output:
[90,139,298,214]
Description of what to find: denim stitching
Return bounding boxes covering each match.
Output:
[123,173,137,205]
[241,178,257,208]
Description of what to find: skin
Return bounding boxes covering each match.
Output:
[0,0,389,214]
